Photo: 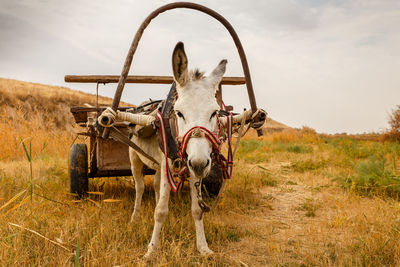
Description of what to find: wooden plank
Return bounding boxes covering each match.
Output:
[96,131,132,171]
[88,168,156,178]
[65,75,246,85]
[70,106,133,115]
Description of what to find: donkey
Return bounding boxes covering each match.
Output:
[98,42,258,258]
[106,42,227,257]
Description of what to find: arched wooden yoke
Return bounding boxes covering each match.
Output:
[102,1,263,138]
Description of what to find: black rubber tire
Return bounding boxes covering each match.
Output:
[69,143,88,198]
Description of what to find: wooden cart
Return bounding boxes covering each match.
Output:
[66,76,246,196]
[66,2,264,197]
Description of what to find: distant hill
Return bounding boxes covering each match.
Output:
[0,78,132,132]
[263,117,291,133]
[0,78,290,133]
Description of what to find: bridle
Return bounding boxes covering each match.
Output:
[156,104,234,193]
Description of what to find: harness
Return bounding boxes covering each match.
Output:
[98,83,266,212]
[155,84,234,193]
[98,82,263,212]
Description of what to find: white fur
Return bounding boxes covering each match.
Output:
[129,42,227,258]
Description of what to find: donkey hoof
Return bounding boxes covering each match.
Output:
[199,247,214,256]
[130,212,139,223]
[144,243,157,260]
[143,250,154,260]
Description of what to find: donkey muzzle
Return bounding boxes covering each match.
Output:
[189,158,210,178]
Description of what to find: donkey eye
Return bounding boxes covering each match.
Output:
[176,111,185,120]
[210,110,218,120]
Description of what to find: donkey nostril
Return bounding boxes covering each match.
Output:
[188,159,211,176]
[205,159,210,168]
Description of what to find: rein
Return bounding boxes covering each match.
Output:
[155,106,234,193]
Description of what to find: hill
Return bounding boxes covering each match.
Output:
[0,77,289,133]
[0,78,134,132]
[263,117,291,132]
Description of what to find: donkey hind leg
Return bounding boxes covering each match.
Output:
[145,156,171,259]
[190,178,214,255]
[154,170,161,205]
[129,151,145,223]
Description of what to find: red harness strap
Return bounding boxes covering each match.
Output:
[156,110,185,192]
[156,107,234,192]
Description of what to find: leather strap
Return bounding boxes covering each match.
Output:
[158,82,179,160]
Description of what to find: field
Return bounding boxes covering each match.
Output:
[1,79,400,266]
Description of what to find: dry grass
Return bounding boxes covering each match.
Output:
[0,78,133,160]
[0,107,74,161]
[0,78,132,133]
[1,79,400,266]
[0,78,120,109]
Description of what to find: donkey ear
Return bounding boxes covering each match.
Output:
[209,59,227,88]
[172,42,188,87]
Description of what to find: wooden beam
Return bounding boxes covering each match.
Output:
[216,83,223,107]
[64,75,246,85]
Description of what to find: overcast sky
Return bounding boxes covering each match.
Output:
[1,0,399,133]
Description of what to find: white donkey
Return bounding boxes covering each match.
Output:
[99,42,256,258]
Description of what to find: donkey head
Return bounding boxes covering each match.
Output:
[172,42,227,180]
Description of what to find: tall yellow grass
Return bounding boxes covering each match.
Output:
[0,107,74,160]
[245,126,321,144]
[0,77,129,160]
[1,78,400,266]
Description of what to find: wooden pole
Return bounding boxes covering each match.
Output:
[65,75,245,85]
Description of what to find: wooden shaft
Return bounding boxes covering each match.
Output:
[216,83,223,107]
[65,75,246,85]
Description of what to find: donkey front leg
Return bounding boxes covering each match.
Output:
[153,170,161,205]
[190,179,214,255]
[145,157,171,258]
[129,151,145,222]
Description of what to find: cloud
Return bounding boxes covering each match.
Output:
[0,1,122,66]
[0,0,399,133]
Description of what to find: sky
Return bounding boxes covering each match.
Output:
[1,0,399,134]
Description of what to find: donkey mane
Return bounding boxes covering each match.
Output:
[189,68,205,81]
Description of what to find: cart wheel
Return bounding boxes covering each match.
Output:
[69,143,88,198]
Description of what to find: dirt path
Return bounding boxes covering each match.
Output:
[260,161,315,228]
[261,184,313,228]
[226,161,331,265]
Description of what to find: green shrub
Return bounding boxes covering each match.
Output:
[297,199,320,217]
[271,142,313,154]
[208,224,242,243]
[238,139,269,153]
[290,158,326,173]
[324,138,385,159]
[286,144,313,153]
[339,154,400,200]
[236,140,270,163]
